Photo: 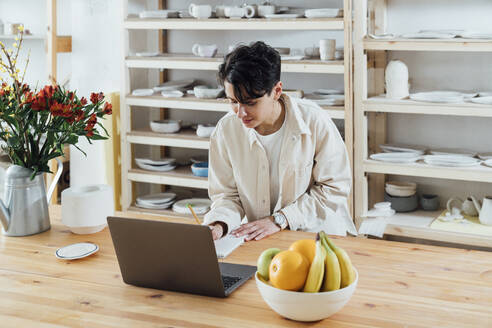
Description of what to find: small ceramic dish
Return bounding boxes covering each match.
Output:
[135,51,160,57]
[385,181,417,197]
[131,89,154,97]
[55,242,99,260]
[194,86,224,99]
[191,162,209,177]
[150,120,181,133]
[136,192,176,205]
[304,8,342,18]
[196,124,216,138]
[379,143,427,154]
[161,90,184,98]
[172,198,211,214]
[370,152,422,163]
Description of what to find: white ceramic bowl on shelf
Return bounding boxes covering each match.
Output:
[385,181,417,197]
[194,86,224,99]
[196,124,216,137]
[255,269,358,322]
[150,120,181,133]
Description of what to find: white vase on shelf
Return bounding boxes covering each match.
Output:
[385,60,410,99]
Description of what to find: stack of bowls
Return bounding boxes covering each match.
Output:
[384,181,418,212]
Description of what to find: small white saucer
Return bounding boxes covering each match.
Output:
[55,242,99,260]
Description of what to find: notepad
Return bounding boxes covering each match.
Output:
[214,234,244,259]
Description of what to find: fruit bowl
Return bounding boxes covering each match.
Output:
[255,268,358,322]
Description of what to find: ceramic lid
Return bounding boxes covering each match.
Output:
[55,242,99,260]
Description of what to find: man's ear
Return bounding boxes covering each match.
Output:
[273,81,283,100]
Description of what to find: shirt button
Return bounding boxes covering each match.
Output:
[262,200,266,204]
[291,136,296,141]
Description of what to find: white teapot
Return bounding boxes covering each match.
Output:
[470,196,492,225]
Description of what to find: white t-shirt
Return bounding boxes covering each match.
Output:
[254,120,285,212]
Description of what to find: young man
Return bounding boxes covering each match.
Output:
[204,41,356,241]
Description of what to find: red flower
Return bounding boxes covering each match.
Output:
[103,102,112,115]
[90,92,104,104]
[50,101,72,118]
[80,97,87,105]
[84,113,97,136]
[75,109,84,122]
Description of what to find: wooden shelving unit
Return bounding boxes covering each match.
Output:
[353,0,492,248]
[121,1,354,218]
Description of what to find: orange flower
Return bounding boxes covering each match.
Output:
[90,92,104,104]
[103,102,112,115]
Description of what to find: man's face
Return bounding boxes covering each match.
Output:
[224,81,278,129]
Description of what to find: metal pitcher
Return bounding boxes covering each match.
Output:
[0,158,63,236]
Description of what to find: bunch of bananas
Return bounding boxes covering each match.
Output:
[303,231,356,293]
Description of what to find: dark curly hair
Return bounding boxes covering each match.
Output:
[218,41,281,105]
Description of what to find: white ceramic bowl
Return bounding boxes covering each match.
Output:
[196,124,216,137]
[385,181,417,197]
[255,269,358,322]
[150,120,181,133]
[194,86,223,99]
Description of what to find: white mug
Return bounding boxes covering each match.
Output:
[189,4,212,19]
[319,39,336,61]
[215,5,227,18]
[385,60,409,99]
[192,44,218,58]
[246,4,258,17]
[258,5,276,17]
[225,6,255,19]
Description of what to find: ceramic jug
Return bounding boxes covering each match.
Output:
[385,60,410,99]
[470,196,492,225]
[446,196,479,217]
[0,158,63,236]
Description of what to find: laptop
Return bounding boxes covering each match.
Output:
[107,216,257,298]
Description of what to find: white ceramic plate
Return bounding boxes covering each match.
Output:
[459,32,492,39]
[304,8,342,18]
[55,242,99,260]
[379,144,426,154]
[153,79,195,92]
[478,91,492,97]
[423,155,481,167]
[385,181,417,191]
[400,32,457,39]
[409,91,464,103]
[280,55,306,60]
[131,89,154,97]
[135,162,177,172]
[478,152,492,160]
[161,90,184,98]
[470,96,492,105]
[173,198,211,214]
[419,29,466,35]
[136,200,175,210]
[370,152,422,163]
[264,14,303,19]
[483,159,492,168]
[137,192,176,204]
[314,89,344,95]
[135,51,160,57]
[135,158,176,166]
[429,148,476,157]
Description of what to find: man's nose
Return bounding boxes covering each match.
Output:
[237,104,247,118]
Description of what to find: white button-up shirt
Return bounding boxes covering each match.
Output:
[203,94,357,236]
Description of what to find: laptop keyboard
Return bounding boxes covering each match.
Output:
[221,275,242,290]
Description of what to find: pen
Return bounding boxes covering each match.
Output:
[187,204,201,225]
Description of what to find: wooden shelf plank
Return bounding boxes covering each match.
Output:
[127,129,210,149]
[125,54,345,74]
[358,211,492,248]
[0,34,45,40]
[363,38,492,52]
[363,159,492,183]
[125,95,346,118]
[124,17,344,31]
[128,205,203,220]
[363,97,492,117]
[128,166,208,189]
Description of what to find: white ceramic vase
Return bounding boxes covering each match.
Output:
[385,60,410,99]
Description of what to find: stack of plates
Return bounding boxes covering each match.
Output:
[400,32,457,39]
[136,192,177,210]
[385,181,417,197]
[409,91,465,103]
[304,94,344,106]
[153,79,195,92]
[379,143,426,155]
[304,8,342,18]
[369,152,422,163]
[135,158,177,172]
[429,148,476,157]
[423,155,481,167]
[132,89,154,97]
[172,198,212,215]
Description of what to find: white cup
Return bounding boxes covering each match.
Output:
[319,39,336,61]
[258,5,276,17]
[225,6,255,19]
[304,46,320,58]
[215,5,227,18]
[246,4,258,17]
[192,43,218,58]
[189,3,212,19]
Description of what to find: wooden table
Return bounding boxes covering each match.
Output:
[0,206,491,327]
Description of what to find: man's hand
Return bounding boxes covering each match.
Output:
[209,222,225,240]
[230,217,280,241]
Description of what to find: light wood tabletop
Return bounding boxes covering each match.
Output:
[0,206,491,327]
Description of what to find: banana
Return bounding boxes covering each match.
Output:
[319,231,341,291]
[303,234,326,293]
[323,233,356,288]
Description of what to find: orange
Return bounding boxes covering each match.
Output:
[269,250,310,291]
[288,239,316,264]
